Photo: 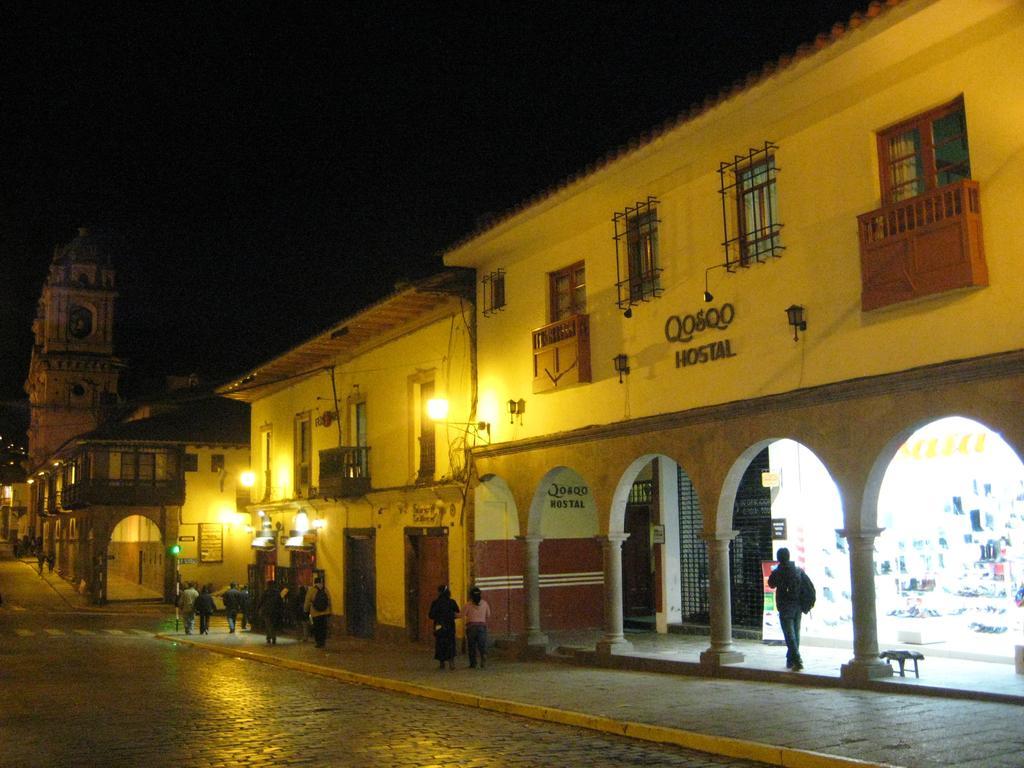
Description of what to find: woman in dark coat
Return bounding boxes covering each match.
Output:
[258,580,285,645]
[428,585,460,670]
[195,584,216,635]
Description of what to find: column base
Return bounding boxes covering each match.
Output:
[596,636,634,656]
[526,629,549,647]
[517,631,549,659]
[699,647,744,667]
[840,657,894,683]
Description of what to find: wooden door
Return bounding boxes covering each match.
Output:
[405,531,449,641]
[622,505,654,617]
[345,533,376,638]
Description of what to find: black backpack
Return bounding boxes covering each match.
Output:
[798,571,816,614]
[312,586,328,611]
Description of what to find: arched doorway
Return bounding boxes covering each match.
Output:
[723,439,846,641]
[609,454,693,635]
[876,416,1024,660]
[473,475,521,639]
[107,514,164,600]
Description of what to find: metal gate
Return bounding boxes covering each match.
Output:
[729,447,773,631]
[677,467,709,624]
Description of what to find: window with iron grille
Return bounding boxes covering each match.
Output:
[613,197,662,310]
[878,96,969,204]
[482,269,506,317]
[719,142,784,269]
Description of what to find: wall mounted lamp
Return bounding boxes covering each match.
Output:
[703,263,727,303]
[613,353,630,383]
[507,398,526,425]
[785,304,807,341]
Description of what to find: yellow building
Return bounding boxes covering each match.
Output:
[219,270,477,643]
[32,394,251,602]
[445,0,1024,680]
[24,227,252,603]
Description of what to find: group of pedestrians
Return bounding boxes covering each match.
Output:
[35,550,55,575]
[176,576,495,671]
[177,580,252,636]
[429,584,491,671]
[255,577,332,647]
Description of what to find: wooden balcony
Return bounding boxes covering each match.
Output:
[858,179,987,311]
[318,446,371,499]
[532,314,591,394]
[60,478,185,509]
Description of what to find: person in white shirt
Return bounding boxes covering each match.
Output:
[464,586,491,669]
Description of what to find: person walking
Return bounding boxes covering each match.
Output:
[239,584,252,630]
[36,550,45,576]
[195,584,216,635]
[178,581,199,635]
[767,547,809,671]
[304,577,332,648]
[464,585,491,669]
[223,582,243,634]
[258,580,285,645]
[46,553,55,574]
[428,585,459,670]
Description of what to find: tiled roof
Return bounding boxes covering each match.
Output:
[217,268,474,403]
[72,396,249,447]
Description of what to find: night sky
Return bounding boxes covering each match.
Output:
[1,1,867,444]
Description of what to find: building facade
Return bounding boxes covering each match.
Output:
[220,270,477,643]
[24,228,251,603]
[444,0,1024,681]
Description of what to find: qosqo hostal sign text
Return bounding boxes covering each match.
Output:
[664,303,737,368]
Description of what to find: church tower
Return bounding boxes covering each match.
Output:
[25,227,126,469]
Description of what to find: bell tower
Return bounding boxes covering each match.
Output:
[25,227,126,468]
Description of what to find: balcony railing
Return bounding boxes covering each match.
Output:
[532,313,591,394]
[318,446,371,499]
[857,179,987,311]
[60,478,186,509]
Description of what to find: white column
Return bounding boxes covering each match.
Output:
[839,527,893,681]
[519,534,548,649]
[699,530,744,667]
[597,532,633,654]
[657,458,682,632]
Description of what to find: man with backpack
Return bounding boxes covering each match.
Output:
[767,547,815,671]
[303,576,331,648]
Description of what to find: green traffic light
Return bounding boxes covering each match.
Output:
[169,544,181,556]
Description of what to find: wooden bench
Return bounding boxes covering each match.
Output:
[880,649,924,678]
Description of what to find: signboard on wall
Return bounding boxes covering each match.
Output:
[540,468,598,538]
[199,523,223,563]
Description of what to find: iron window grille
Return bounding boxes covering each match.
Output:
[719,141,784,270]
[613,196,663,310]
[482,269,506,317]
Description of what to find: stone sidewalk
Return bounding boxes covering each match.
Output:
[156,627,1024,768]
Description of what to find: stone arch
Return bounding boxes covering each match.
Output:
[869,414,1024,660]
[106,512,166,600]
[862,411,1024,533]
[608,451,697,632]
[473,474,522,637]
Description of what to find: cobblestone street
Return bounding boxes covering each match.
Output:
[0,619,768,768]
